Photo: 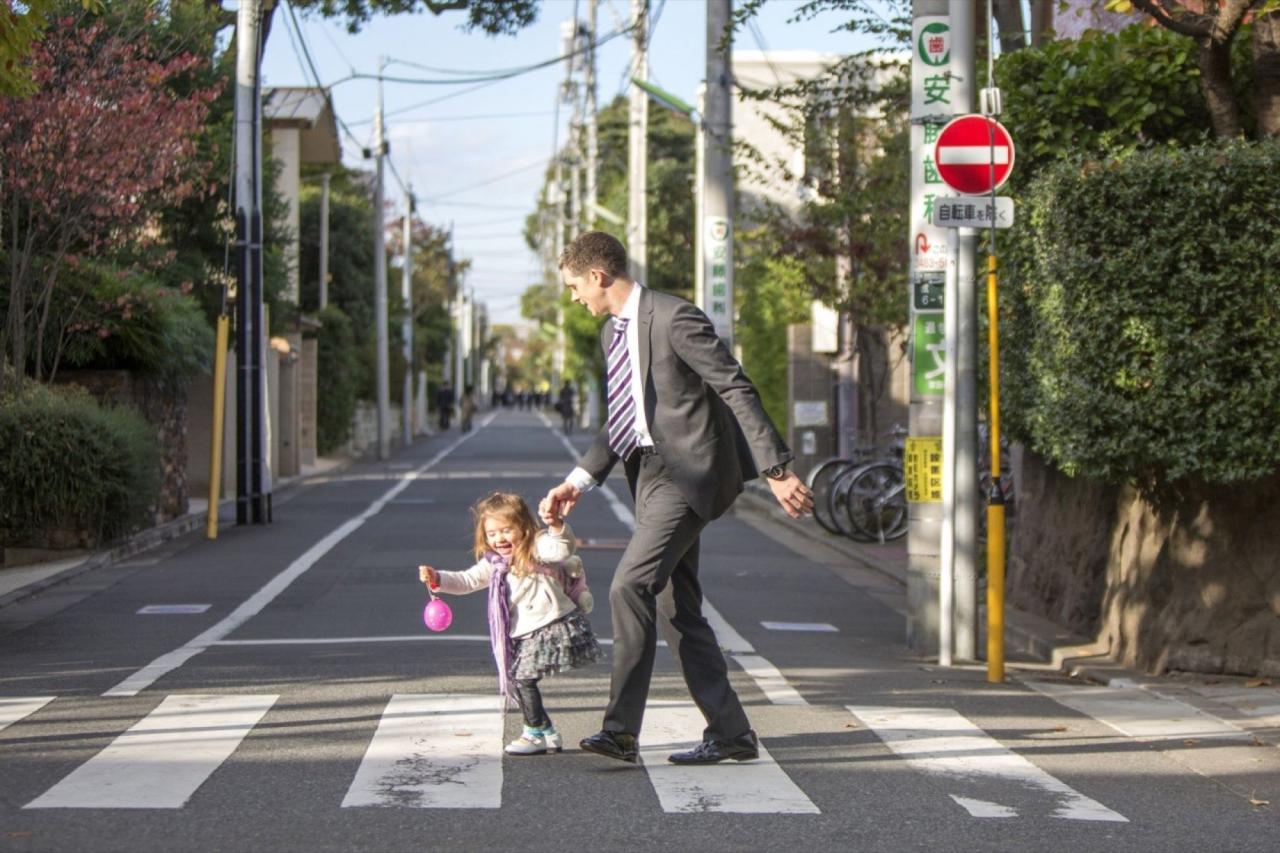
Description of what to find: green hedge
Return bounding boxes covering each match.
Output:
[315,305,359,455]
[54,262,213,384]
[0,381,159,545]
[1001,141,1280,486]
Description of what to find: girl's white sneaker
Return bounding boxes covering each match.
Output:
[505,726,562,755]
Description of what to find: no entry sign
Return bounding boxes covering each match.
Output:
[934,115,1015,194]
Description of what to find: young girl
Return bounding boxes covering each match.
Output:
[418,491,599,755]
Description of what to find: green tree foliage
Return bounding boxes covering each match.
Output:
[1002,142,1280,487]
[298,164,468,403]
[997,24,1233,186]
[50,262,213,386]
[521,94,696,386]
[289,0,537,34]
[314,304,360,453]
[1113,0,1280,140]
[735,238,810,430]
[298,166,376,398]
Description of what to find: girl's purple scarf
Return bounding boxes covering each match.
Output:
[484,550,582,706]
[484,550,517,706]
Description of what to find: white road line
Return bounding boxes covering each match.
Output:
[950,795,1017,818]
[849,705,1127,823]
[342,694,503,809]
[210,635,652,647]
[761,621,838,633]
[1023,680,1248,741]
[703,599,755,654]
[540,410,806,704]
[104,415,496,698]
[731,655,807,705]
[639,701,820,814]
[25,694,277,809]
[0,697,55,732]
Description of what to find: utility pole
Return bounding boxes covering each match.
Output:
[234,0,270,524]
[585,0,598,229]
[628,0,648,282]
[694,84,706,308]
[454,290,466,399]
[318,172,331,310]
[907,0,951,656]
[373,57,390,460]
[701,0,734,345]
[401,188,414,447]
[950,2,980,663]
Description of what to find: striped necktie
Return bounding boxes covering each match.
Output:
[606,317,638,460]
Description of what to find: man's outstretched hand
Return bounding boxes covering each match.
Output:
[541,481,582,522]
[768,472,814,519]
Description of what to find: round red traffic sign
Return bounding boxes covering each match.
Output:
[933,115,1015,194]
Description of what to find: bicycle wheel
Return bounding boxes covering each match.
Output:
[828,462,880,542]
[845,462,908,543]
[806,457,851,536]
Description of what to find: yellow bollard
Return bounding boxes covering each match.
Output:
[986,253,1005,683]
[206,315,230,540]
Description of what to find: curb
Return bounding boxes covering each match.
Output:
[0,456,357,612]
[0,510,209,610]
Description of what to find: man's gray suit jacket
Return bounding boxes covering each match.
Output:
[579,287,791,521]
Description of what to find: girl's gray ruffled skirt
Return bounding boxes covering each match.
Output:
[512,610,600,680]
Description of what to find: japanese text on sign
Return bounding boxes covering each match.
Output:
[905,436,944,503]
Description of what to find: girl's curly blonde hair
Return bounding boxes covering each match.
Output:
[471,491,540,576]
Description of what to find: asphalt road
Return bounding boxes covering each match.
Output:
[1,409,1276,852]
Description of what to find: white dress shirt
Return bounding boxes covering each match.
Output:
[567,282,651,491]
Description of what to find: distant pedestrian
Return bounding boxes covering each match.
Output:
[557,383,576,434]
[418,492,599,756]
[436,381,455,431]
[460,385,477,433]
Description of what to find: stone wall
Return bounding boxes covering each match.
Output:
[1009,450,1280,677]
[54,369,188,525]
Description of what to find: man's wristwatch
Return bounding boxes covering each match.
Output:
[763,463,789,480]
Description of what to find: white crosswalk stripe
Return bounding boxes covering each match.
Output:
[343,694,505,809]
[639,701,820,814]
[849,705,1128,822]
[0,696,55,732]
[25,694,278,810]
[1023,680,1248,741]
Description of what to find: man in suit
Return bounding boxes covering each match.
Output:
[542,231,813,766]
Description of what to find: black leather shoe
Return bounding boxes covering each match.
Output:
[579,730,639,764]
[668,730,759,765]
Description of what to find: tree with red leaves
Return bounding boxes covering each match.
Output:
[0,11,216,392]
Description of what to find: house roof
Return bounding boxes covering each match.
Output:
[263,87,341,165]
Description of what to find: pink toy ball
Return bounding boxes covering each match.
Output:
[423,595,453,632]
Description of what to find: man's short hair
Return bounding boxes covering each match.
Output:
[559,231,628,278]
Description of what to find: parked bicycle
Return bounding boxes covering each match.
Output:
[806,425,1014,545]
[806,426,908,544]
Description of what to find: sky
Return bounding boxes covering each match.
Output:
[259,0,889,325]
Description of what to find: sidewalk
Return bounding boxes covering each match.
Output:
[732,482,1119,674]
[733,483,1280,748]
[0,456,353,609]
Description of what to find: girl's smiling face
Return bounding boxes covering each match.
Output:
[484,514,524,558]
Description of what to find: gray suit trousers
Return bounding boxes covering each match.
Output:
[604,452,751,741]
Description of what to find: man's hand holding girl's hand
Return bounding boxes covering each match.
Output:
[418,565,439,589]
[537,498,565,534]
[542,481,581,521]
